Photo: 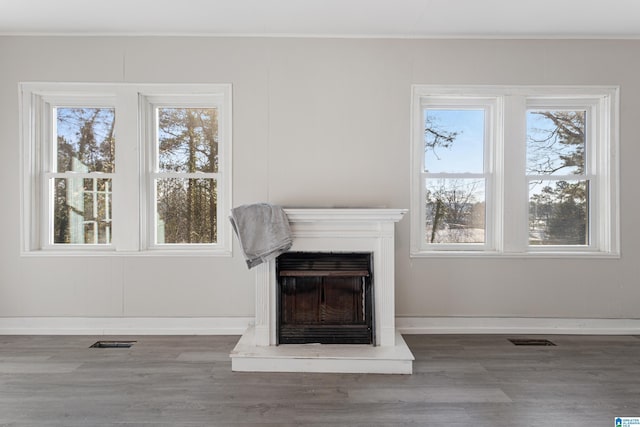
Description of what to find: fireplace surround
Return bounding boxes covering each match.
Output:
[230,208,414,374]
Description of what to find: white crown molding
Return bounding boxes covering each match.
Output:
[2,0,640,39]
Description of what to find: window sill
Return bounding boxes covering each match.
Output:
[20,249,233,257]
[410,250,621,259]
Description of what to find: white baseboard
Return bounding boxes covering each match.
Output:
[0,317,253,335]
[1,316,639,336]
[396,317,640,335]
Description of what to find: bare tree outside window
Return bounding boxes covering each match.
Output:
[426,178,485,243]
[423,109,486,244]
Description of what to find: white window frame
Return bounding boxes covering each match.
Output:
[21,89,119,253]
[20,83,233,256]
[419,97,498,252]
[140,93,232,252]
[410,85,619,258]
[525,98,599,253]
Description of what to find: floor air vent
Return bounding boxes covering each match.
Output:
[508,338,556,346]
[90,341,136,348]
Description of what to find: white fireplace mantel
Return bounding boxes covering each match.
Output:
[230,208,414,374]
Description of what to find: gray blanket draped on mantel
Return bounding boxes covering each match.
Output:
[229,203,293,269]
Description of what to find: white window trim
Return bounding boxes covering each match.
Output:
[418,97,498,252]
[20,83,233,256]
[524,98,600,254]
[410,85,619,258]
[140,92,232,252]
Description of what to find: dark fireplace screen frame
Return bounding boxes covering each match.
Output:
[276,252,374,345]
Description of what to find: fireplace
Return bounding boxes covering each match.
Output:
[277,252,374,345]
[230,208,414,374]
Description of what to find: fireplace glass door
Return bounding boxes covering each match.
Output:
[277,252,373,345]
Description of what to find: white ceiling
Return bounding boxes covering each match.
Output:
[1,0,639,38]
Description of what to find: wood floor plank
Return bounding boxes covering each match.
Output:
[0,361,82,373]
[347,386,512,403]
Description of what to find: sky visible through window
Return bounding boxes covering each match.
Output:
[424,109,484,173]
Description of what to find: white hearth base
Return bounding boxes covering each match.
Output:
[231,327,414,374]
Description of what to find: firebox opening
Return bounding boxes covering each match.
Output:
[276,252,374,345]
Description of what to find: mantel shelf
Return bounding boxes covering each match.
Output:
[284,208,407,223]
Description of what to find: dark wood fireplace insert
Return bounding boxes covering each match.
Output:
[276,252,374,345]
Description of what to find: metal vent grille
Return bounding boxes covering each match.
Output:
[277,252,372,274]
[280,325,372,344]
[508,338,556,346]
[90,341,136,348]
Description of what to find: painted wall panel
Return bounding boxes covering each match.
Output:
[0,36,638,319]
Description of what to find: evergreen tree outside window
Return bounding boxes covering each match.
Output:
[153,106,219,245]
[527,108,589,246]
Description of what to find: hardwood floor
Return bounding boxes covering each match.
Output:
[1,334,639,426]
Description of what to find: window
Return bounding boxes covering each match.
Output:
[51,103,115,247]
[21,83,232,255]
[421,99,496,250]
[411,85,619,257]
[141,94,230,250]
[527,103,590,246]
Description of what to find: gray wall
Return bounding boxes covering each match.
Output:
[1,36,638,320]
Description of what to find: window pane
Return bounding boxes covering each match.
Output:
[425,178,485,244]
[56,108,115,173]
[424,109,484,173]
[527,110,586,175]
[156,178,217,244]
[529,180,589,245]
[157,108,218,173]
[53,178,112,244]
